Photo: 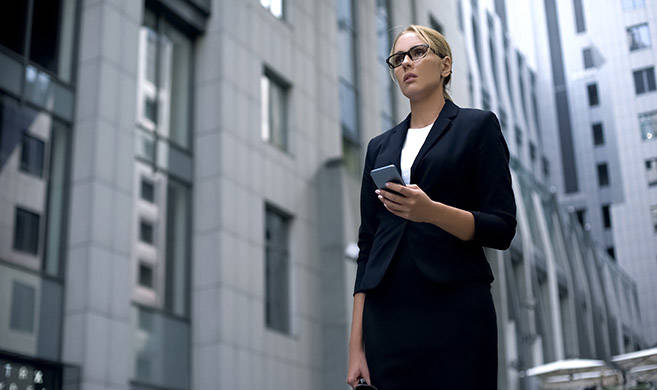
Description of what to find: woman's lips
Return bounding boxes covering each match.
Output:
[404,74,418,83]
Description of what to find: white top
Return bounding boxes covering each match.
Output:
[400,121,434,185]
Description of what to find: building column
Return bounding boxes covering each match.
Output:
[62,1,142,389]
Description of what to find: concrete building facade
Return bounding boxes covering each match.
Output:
[542,0,657,346]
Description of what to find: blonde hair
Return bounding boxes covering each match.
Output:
[389,25,453,101]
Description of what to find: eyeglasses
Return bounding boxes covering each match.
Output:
[386,44,433,69]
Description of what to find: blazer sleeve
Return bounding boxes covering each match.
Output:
[470,112,517,250]
[353,138,384,296]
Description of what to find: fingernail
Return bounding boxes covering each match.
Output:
[375,189,380,194]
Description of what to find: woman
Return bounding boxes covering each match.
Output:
[346,25,517,389]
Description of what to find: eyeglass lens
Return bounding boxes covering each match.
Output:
[388,45,429,67]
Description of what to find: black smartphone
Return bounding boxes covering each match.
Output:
[370,164,405,196]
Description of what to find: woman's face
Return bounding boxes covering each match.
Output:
[392,32,450,100]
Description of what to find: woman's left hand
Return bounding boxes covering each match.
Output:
[376,183,435,223]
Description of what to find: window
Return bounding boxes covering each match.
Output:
[542,156,550,178]
[376,0,395,130]
[606,246,615,260]
[633,67,656,95]
[141,178,155,203]
[0,0,76,82]
[592,123,604,146]
[583,47,594,69]
[261,70,290,152]
[597,163,610,187]
[488,13,499,91]
[20,133,45,177]
[139,262,154,289]
[622,0,645,10]
[646,157,657,186]
[587,83,599,106]
[515,126,523,150]
[260,0,284,19]
[602,204,611,229]
[265,205,291,334]
[530,72,541,134]
[639,110,657,140]
[429,14,443,34]
[472,16,484,78]
[529,142,536,163]
[575,208,586,226]
[139,219,154,245]
[482,88,490,111]
[137,13,193,149]
[338,0,361,177]
[504,38,514,105]
[627,23,651,51]
[573,0,586,33]
[517,52,528,119]
[10,281,35,333]
[14,207,40,255]
[457,0,464,32]
[499,108,508,132]
[651,205,657,233]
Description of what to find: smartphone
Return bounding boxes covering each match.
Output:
[370,164,405,196]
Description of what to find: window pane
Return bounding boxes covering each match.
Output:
[164,180,190,317]
[261,75,270,142]
[592,123,604,146]
[646,157,657,186]
[639,110,657,141]
[597,163,609,187]
[573,0,586,33]
[10,281,35,333]
[14,207,40,255]
[587,83,599,106]
[141,178,155,203]
[337,28,355,83]
[602,204,611,228]
[583,48,594,69]
[627,23,651,51]
[265,207,290,334]
[20,133,45,177]
[139,262,154,288]
[136,128,156,162]
[269,79,288,151]
[162,22,192,149]
[0,1,28,54]
[339,81,358,140]
[0,51,23,95]
[45,120,70,277]
[29,0,73,80]
[132,306,190,389]
[140,219,154,245]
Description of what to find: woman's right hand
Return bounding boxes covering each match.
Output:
[346,347,371,388]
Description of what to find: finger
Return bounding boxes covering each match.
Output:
[385,182,404,193]
[383,199,406,213]
[378,190,403,205]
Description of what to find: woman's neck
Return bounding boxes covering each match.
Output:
[409,88,445,129]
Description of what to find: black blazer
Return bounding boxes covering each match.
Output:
[353,99,517,295]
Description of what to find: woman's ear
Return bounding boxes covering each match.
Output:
[441,56,452,78]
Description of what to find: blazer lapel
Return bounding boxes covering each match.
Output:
[410,100,459,181]
[375,100,460,180]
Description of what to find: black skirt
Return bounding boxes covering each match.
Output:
[362,237,498,389]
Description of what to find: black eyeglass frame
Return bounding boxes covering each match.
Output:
[386,43,436,69]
